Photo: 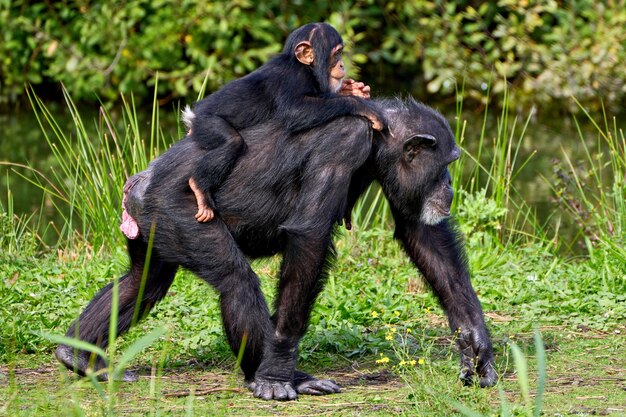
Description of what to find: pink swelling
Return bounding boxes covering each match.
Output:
[120,184,140,239]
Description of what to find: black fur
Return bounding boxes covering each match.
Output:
[56,98,496,400]
[188,22,382,210]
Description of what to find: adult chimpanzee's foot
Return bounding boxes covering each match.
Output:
[98,370,139,382]
[55,344,90,375]
[55,344,138,382]
[293,370,341,395]
[249,378,298,401]
[245,370,340,400]
[457,328,498,388]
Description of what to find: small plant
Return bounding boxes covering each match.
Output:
[453,330,547,417]
[550,98,626,263]
[456,188,508,249]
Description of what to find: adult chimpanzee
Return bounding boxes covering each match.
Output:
[180,22,382,223]
[56,97,497,400]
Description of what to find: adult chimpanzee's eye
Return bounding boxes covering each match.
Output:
[410,134,437,148]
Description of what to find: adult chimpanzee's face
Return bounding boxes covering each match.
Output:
[376,99,462,225]
[328,44,346,93]
[420,168,456,225]
[410,140,460,225]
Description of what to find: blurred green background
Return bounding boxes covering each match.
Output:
[2,0,625,112]
[2,0,625,246]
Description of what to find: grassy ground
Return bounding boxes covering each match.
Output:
[1,329,623,417]
[1,228,624,416]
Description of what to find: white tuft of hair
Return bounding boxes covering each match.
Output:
[420,204,448,225]
[181,105,195,130]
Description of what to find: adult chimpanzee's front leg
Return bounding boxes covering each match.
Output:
[395,218,497,387]
[251,231,340,400]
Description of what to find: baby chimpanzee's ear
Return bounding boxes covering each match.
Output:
[295,41,315,65]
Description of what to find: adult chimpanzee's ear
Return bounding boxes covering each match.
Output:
[403,134,437,162]
[295,41,315,65]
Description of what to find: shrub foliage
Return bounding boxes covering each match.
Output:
[2,1,626,111]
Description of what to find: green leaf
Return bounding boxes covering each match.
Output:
[112,326,167,378]
[36,331,107,362]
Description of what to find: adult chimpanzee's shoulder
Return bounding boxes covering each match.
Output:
[375,96,445,118]
[307,113,373,161]
[374,97,453,148]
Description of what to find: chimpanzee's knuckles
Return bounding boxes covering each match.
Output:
[458,332,497,387]
[254,381,297,401]
[479,364,498,387]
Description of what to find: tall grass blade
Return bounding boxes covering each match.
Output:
[498,387,512,417]
[510,343,532,417]
[37,332,107,361]
[234,331,249,372]
[533,330,546,417]
[450,400,487,417]
[132,221,157,326]
[113,326,167,379]
[107,277,120,413]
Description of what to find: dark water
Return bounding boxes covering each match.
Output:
[0,102,621,245]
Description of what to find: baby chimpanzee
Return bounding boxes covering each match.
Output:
[120,22,382,238]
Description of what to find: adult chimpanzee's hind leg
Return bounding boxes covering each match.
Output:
[55,238,178,381]
[395,219,497,387]
[176,220,274,389]
[248,120,372,400]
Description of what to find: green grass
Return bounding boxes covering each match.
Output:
[1,86,625,415]
[1,234,624,415]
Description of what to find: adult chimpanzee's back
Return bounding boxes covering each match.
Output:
[184,22,383,222]
[56,98,497,401]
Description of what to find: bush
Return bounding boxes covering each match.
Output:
[2,1,626,112]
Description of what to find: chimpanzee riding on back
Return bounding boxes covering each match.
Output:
[60,22,499,404]
[119,22,383,237]
[57,97,497,400]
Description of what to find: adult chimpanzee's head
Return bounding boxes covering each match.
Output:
[283,22,345,93]
[374,98,461,225]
